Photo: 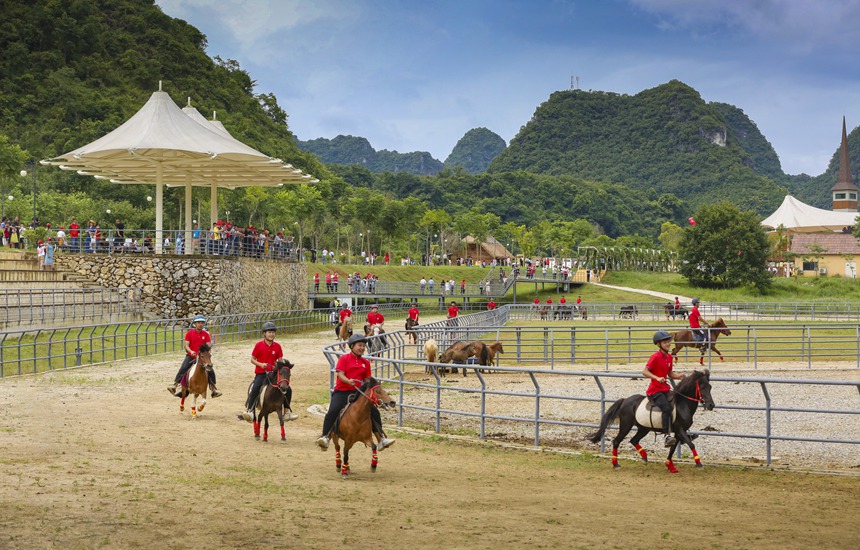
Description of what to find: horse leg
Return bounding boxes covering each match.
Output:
[629,428,650,464]
[610,422,635,470]
[278,409,286,442]
[676,427,702,468]
[179,395,186,413]
[191,393,198,418]
[333,436,342,473]
[262,412,269,442]
[664,440,681,473]
[198,394,206,413]
[341,444,351,478]
[713,344,724,361]
[371,440,379,473]
[253,409,260,439]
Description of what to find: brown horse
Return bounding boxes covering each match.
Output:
[439,341,474,377]
[405,317,418,344]
[467,340,504,373]
[539,305,550,320]
[483,341,504,368]
[670,317,731,365]
[329,377,396,478]
[338,317,354,341]
[179,343,212,418]
[247,358,296,442]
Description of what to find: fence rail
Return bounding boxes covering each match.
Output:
[0,287,144,327]
[320,307,860,467]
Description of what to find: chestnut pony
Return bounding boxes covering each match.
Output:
[670,317,731,365]
[178,343,212,418]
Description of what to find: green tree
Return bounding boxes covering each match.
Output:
[678,201,771,291]
[658,221,684,253]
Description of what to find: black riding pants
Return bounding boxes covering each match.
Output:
[648,391,672,434]
[245,373,267,410]
[321,390,384,438]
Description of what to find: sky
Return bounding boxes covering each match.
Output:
[155,0,860,176]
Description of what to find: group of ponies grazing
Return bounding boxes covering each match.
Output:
[325,377,397,478]
[420,339,504,377]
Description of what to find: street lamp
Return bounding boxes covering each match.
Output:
[225,210,230,223]
[147,196,152,202]
[20,162,36,226]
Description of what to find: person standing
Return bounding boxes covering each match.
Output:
[239,322,298,422]
[69,217,80,252]
[487,299,497,310]
[37,240,46,270]
[576,295,582,314]
[168,315,221,398]
[43,238,55,271]
[461,279,466,295]
[428,277,435,294]
[314,272,320,293]
[642,330,686,447]
[447,301,459,330]
[112,219,124,254]
[316,334,395,451]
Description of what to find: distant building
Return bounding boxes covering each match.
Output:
[461,235,512,262]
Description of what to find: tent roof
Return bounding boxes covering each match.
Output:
[43,88,317,188]
[761,195,857,233]
[462,235,512,258]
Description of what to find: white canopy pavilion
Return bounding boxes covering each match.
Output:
[42,83,318,254]
[761,195,858,233]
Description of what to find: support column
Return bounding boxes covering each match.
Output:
[184,177,193,255]
[155,164,164,254]
[210,183,218,234]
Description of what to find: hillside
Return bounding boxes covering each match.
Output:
[487,81,790,215]
[443,127,507,174]
[297,135,444,175]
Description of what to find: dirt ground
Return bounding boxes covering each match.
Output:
[0,328,858,550]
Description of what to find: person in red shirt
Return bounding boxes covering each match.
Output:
[68,217,80,252]
[688,297,710,342]
[642,330,687,447]
[407,302,420,322]
[332,271,339,292]
[461,279,466,295]
[487,299,497,310]
[316,334,394,451]
[325,271,332,293]
[314,273,320,293]
[240,322,298,422]
[169,315,220,397]
[365,305,385,333]
[447,301,459,319]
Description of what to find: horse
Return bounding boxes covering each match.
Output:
[337,317,354,341]
[439,341,474,377]
[364,323,387,353]
[580,306,588,320]
[587,369,715,473]
[423,338,438,374]
[405,317,418,344]
[670,317,731,365]
[539,305,550,320]
[246,358,296,442]
[468,340,504,373]
[665,303,688,321]
[178,343,212,418]
[619,305,638,320]
[328,377,396,478]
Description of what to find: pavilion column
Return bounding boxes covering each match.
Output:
[210,183,218,235]
[155,163,164,254]
[184,176,193,255]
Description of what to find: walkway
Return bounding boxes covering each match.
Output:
[590,283,691,303]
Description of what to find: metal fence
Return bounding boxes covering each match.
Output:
[0,302,409,377]
[320,307,860,467]
[0,287,144,327]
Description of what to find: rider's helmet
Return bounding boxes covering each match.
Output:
[341,303,349,309]
[347,334,369,347]
[262,321,277,332]
[653,330,672,344]
[370,304,378,309]
[692,297,700,305]
[192,315,206,324]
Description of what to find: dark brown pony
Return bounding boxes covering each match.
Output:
[468,341,504,373]
[539,305,550,320]
[329,377,396,478]
[670,317,731,365]
[439,341,474,377]
[405,317,418,344]
[179,343,212,418]
[247,358,295,442]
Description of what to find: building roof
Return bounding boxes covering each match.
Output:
[462,235,512,258]
[831,116,858,193]
[790,232,860,255]
[761,195,857,232]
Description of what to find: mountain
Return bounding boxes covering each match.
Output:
[784,124,860,209]
[297,135,443,176]
[487,80,790,215]
[444,127,507,174]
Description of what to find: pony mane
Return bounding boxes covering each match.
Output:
[675,369,707,394]
[359,376,379,392]
[198,343,211,353]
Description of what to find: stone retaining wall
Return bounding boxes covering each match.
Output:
[57,255,306,318]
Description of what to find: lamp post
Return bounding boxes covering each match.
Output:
[225,210,230,223]
[20,162,36,226]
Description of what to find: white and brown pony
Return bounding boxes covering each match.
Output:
[178,343,212,418]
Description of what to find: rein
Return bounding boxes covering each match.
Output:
[354,383,381,407]
[268,366,291,389]
[676,379,703,403]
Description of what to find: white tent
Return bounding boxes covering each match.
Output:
[43,83,318,254]
[761,195,858,233]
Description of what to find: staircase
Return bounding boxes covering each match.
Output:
[0,249,145,329]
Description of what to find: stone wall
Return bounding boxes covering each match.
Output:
[57,255,307,318]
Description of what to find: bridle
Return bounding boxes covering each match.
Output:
[355,383,382,407]
[676,378,704,403]
[268,363,291,393]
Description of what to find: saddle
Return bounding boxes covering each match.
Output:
[635,394,677,430]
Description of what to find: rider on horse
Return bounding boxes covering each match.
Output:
[168,314,221,398]
[335,302,352,336]
[316,334,395,451]
[407,302,420,324]
[239,321,298,423]
[689,298,710,342]
[642,330,686,447]
[365,304,384,335]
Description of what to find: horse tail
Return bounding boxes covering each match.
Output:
[479,342,489,366]
[587,398,625,443]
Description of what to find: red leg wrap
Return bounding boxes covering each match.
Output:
[372,451,378,468]
[280,426,285,439]
[634,444,647,460]
[253,422,260,436]
[263,429,268,442]
[665,459,679,473]
[611,447,619,467]
[692,448,701,464]
[335,451,341,469]
[342,462,349,475]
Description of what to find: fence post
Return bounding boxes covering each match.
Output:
[570,327,576,363]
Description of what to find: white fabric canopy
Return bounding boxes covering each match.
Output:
[42,84,318,253]
[761,195,858,233]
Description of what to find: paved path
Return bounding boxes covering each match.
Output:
[590,283,691,303]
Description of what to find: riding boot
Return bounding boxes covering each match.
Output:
[209,383,222,398]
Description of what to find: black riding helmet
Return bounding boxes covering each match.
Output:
[262,321,277,332]
[653,330,672,344]
[347,334,368,347]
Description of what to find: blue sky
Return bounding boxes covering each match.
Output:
[155,0,860,176]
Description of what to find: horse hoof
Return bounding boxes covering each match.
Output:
[641,458,648,464]
[254,434,260,439]
[612,464,621,470]
[696,463,704,469]
[281,438,286,442]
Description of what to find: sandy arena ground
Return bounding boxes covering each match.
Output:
[0,327,858,549]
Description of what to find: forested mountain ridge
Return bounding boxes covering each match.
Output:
[488,81,790,215]
[297,135,444,175]
[443,128,507,174]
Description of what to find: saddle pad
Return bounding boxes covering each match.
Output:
[635,398,676,430]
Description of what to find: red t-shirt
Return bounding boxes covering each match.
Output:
[408,307,420,320]
[314,274,320,283]
[487,301,496,310]
[560,298,566,304]
[333,273,339,282]
[325,273,332,283]
[576,298,582,305]
[366,311,384,325]
[69,222,80,237]
[339,309,353,322]
[251,340,283,374]
[334,352,372,392]
[546,299,553,304]
[185,329,211,356]
[534,298,540,305]
[689,307,703,329]
[447,306,459,318]
[645,350,674,396]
